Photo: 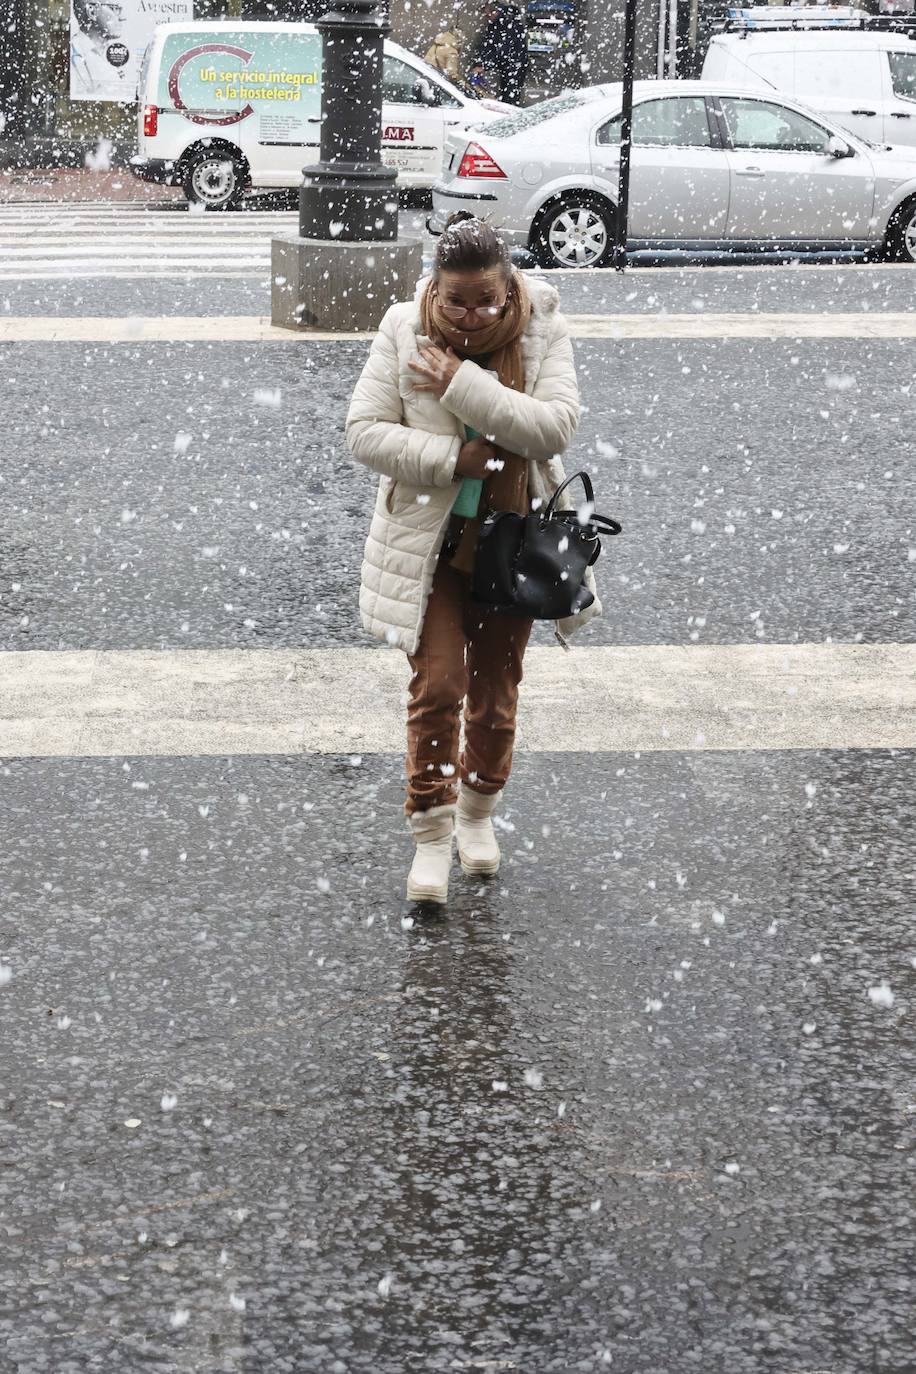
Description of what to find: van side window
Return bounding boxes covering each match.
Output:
[383,55,460,108]
[889,51,916,103]
[744,51,795,90]
[794,50,881,99]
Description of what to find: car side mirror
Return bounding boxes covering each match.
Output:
[827,134,853,159]
[414,77,439,106]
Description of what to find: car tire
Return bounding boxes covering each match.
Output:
[531,195,616,270]
[182,147,248,211]
[883,196,916,263]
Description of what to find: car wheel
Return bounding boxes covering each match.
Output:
[182,149,247,211]
[532,196,616,269]
[884,197,916,263]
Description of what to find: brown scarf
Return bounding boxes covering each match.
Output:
[420,272,532,574]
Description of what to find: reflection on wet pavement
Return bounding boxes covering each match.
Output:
[2,749,912,1372]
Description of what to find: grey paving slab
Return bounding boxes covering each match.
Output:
[4,253,916,319]
[1,749,913,1374]
[0,335,913,652]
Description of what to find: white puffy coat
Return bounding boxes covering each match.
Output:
[345,274,602,654]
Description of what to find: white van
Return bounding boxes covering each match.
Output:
[131,20,512,209]
[702,13,916,149]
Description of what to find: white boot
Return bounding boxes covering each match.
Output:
[456,786,501,877]
[406,804,455,905]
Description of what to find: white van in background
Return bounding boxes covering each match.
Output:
[131,21,512,209]
[702,12,916,149]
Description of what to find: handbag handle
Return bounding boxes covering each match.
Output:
[543,469,622,536]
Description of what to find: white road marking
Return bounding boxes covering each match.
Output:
[0,204,430,281]
[0,644,912,757]
[3,312,916,342]
[0,204,291,281]
[572,312,916,339]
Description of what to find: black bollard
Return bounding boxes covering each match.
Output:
[299,0,398,242]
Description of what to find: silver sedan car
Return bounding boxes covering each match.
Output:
[429,78,916,267]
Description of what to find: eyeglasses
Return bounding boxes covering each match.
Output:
[436,294,510,320]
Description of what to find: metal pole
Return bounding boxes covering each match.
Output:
[656,0,666,78]
[613,0,638,272]
[299,0,398,242]
[667,0,678,76]
[0,0,30,151]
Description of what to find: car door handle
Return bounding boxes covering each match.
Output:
[736,167,765,177]
[851,109,877,116]
[890,111,912,118]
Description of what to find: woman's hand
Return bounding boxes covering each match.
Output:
[454,437,498,480]
[407,343,462,398]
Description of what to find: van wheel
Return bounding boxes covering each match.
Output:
[182,149,247,211]
[884,197,916,263]
[531,195,616,269]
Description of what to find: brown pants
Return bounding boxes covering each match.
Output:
[405,558,533,815]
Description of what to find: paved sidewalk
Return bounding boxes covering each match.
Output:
[0,167,183,205]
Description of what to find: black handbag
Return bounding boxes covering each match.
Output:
[472,470,622,619]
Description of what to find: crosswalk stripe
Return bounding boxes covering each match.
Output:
[0,204,429,280]
[0,223,298,234]
[2,231,292,243]
[0,271,271,282]
[4,246,273,259]
[0,205,285,281]
[0,644,912,758]
[2,312,915,342]
[0,206,297,218]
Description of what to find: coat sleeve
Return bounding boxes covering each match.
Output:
[345,308,462,487]
[438,314,580,462]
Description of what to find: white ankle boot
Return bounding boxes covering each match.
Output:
[406,805,455,905]
[456,786,501,877]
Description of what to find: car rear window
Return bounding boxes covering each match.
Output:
[483,89,605,138]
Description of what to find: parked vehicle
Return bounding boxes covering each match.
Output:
[131,20,513,209]
[429,79,916,265]
[703,9,916,149]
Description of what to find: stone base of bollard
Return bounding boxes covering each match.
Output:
[271,235,424,332]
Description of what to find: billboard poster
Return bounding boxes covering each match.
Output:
[70,0,193,103]
[155,30,322,143]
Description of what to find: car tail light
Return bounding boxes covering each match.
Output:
[456,142,506,179]
[143,104,158,138]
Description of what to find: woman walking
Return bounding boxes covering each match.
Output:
[346,213,599,904]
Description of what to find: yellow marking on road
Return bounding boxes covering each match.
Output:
[0,643,913,757]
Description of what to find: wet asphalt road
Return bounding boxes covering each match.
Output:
[1,240,915,1373]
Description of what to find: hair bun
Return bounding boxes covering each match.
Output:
[443,210,478,232]
[434,212,511,277]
